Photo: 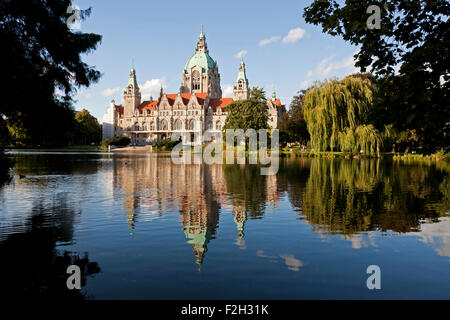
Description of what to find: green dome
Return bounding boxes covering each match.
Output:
[184,52,215,74]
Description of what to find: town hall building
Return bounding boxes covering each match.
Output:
[102,26,286,145]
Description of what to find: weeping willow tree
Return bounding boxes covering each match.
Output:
[303,77,382,154]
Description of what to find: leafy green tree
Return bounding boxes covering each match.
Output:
[279,90,310,145]
[74,109,102,145]
[7,115,31,147]
[303,77,382,154]
[0,0,102,148]
[223,87,269,131]
[303,0,450,153]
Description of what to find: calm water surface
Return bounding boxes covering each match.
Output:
[0,152,449,299]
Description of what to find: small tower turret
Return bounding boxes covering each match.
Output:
[123,68,141,117]
[233,60,249,101]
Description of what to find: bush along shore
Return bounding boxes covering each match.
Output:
[280,147,449,161]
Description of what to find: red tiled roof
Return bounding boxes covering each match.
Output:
[114,94,243,116]
[165,94,177,106]
[268,99,282,106]
[164,93,208,106]
[268,99,286,112]
[208,98,233,111]
[139,100,158,111]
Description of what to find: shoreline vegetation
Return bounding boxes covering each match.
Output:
[4,145,449,162]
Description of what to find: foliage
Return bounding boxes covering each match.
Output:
[153,138,180,151]
[0,0,102,147]
[223,165,267,219]
[100,136,130,148]
[303,0,450,153]
[7,116,31,147]
[73,109,102,145]
[223,87,269,131]
[303,77,382,153]
[279,90,310,145]
[300,158,449,235]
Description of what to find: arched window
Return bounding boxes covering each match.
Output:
[207,121,212,130]
[134,122,140,131]
[189,119,195,131]
[150,122,155,131]
[142,123,148,131]
[192,70,201,91]
[216,121,222,131]
[175,119,182,131]
[160,119,168,131]
[238,80,243,89]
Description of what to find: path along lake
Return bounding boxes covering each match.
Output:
[0,152,449,299]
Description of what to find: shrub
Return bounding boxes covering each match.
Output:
[154,138,181,151]
[100,136,131,148]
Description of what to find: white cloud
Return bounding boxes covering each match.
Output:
[235,50,248,59]
[259,36,281,47]
[85,92,96,99]
[101,87,121,97]
[139,78,167,100]
[316,55,357,77]
[299,79,312,89]
[298,53,359,90]
[282,28,306,44]
[279,254,304,272]
[222,85,234,98]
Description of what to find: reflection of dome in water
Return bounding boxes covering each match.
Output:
[234,217,246,240]
[184,226,212,266]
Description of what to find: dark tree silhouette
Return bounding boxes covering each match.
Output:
[0,0,102,147]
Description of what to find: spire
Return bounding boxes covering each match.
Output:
[196,25,208,54]
[233,60,249,100]
[272,91,277,101]
[236,60,248,83]
[127,68,138,88]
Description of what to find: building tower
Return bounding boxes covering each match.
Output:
[180,25,222,98]
[123,68,141,117]
[233,60,249,100]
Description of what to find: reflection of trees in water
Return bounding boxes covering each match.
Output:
[223,165,268,219]
[12,153,101,176]
[0,155,13,188]
[0,194,100,299]
[110,154,450,264]
[277,159,311,211]
[299,159,450,235]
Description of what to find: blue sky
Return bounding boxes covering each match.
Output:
[72,0,360,120]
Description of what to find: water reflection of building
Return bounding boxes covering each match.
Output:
[178,164,221,266]
[113,156,226,265]
[233,205,247,240]
[113,156,450,266]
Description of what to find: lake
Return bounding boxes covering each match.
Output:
[0,152,449,299]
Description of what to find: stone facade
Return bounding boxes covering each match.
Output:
[103,27,286,145]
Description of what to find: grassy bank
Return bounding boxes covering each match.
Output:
[280,147,449,161]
